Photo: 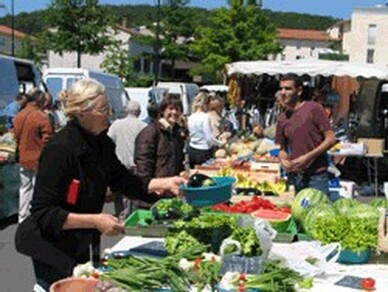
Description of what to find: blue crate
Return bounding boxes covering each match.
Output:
[338,248,371,264]
[180,176,235,207]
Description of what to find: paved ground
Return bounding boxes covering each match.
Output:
[0,202,123,292]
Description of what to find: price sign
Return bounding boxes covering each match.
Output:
[220,255,264,275]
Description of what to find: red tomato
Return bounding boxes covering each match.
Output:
[361,278,375,290]
[91,271,99,279]
[194,257,202,269]
[238,273,246,281]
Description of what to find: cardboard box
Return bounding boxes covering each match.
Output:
[357,138,384,155]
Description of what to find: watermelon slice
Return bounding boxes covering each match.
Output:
[252,209,292,232]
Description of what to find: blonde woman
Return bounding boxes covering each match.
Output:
[187,92,225,168]
[15,78,187,291]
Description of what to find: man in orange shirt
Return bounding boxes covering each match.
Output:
[14,89,53,223]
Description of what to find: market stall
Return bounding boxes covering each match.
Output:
[52,172,388,292]
[225,59,388,140]
[225,58,388,196]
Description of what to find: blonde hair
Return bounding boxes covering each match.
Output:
[191,91,210,112]
[62,78,105,118]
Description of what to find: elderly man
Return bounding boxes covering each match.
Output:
[13,89,54,223]
[108,100,147,218]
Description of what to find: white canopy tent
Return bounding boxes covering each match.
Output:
[225,59,388,80]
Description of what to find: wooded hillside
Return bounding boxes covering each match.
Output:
[0,4,339,36]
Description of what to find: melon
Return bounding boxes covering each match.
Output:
[333,198,360,215]
[252,209,292,232]
[291,187,328,223]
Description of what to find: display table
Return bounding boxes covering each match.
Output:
[310,262,388,291]
[329,152,384,196]
[109,236,388,291]
[0,163,20,219]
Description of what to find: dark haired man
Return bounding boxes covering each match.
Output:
[13,89,53,222]
[275,74,336,195]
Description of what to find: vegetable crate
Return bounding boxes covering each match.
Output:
[124,210,170,237]
[378,208,388,253]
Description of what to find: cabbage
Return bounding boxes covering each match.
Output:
[291,187,329,223]
[304,204,349,243]
[333,198,360,215]
[346,203,379,222]
[340,203,379,252]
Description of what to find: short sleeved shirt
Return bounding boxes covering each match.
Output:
[275,101,332,174]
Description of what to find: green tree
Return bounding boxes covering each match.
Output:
[190,1,281,82]
[42,0,116,67]
[158,0,198,79]
[101,42,153,87]
[16,36,48,66]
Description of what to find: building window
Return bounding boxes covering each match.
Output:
[144,59,150,74]
[134,58,141,72]
[310,46,315,56]
[368,24,377,45]
[367,49,374,63]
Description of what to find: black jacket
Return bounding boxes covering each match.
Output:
[15,119,151,275]
[135,120,185,179]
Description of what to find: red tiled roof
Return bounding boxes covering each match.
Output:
[278,28,330,41]
[0,25,27,38]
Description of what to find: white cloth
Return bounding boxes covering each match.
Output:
[188,112,222,150]
[19,167,36,223]
[33,283,46,292]
[107,114,147,169]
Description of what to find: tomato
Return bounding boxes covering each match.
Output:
[361,278,375,290]
[194,257,202,269]
[91,271,99,279]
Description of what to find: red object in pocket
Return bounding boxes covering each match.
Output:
[66,179,80,205]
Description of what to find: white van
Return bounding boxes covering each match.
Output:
[125,87,167,123]
[43,68,129,119]
[156,82,199,115]
[0,54,43,112]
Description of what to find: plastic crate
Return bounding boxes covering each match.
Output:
[296,233,313,241]
[273,232,295,243]
[338,248,371,264]
[180,176,235,207]
[124,210,170,237]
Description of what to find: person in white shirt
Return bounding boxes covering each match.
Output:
[107,100,147,218]
[187,92,225,168]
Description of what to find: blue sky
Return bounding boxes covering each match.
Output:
[0,0,386,19]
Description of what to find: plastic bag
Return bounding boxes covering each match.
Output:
[269,241,341,277]
[219,217,277,275]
